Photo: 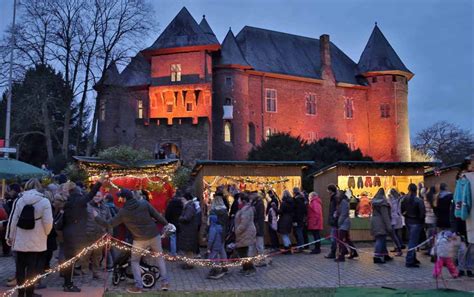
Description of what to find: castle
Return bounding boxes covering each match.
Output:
[96,7,414,164]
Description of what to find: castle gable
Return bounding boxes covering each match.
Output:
[119,53,151,88]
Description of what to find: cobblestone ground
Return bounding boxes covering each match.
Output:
[1,246,474,296]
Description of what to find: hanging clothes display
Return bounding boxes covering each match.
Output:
[347,176,356,189]
[357,176,364,189]
[454,177,472,221]
[373,176,381,187]
[365,176,373,187]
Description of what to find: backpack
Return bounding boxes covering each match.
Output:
[17,200,41,230]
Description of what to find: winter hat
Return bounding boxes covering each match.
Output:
[117,189,134,200]
[56,174,68,185]
[209,214,218,225]
[9,184,21,194]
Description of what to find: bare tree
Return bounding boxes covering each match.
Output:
[413,121,474,165]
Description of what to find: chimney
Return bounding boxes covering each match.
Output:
[320,34,331,67]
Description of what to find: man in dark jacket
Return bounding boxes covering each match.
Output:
[178,193,199,269]
[292,187,307,252]
[401,183,426,268]
[325,184,338,259]
[165,193,184,256]
[62,178,103,292]
[95,189,171,293]
[435,183,453,229]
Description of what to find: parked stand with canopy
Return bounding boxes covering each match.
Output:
[0,157,49,199]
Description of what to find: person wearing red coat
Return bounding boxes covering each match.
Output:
[307,192,323,254]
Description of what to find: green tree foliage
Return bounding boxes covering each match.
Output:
[98,145,151,167]
[172,166,192,191]
[62,163,88,184]
[248,133,372,191]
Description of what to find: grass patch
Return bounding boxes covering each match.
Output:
[105,287,471,297]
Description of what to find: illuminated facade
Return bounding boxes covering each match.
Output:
[96,7,414,164]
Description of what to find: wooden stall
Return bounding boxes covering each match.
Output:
[424,163,462,193]
[313,161,438,241]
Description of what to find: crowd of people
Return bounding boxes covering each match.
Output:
[0,172,473,296]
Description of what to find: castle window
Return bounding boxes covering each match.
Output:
[305,94,317,115]
[346,133,356,150]
[224,121,232,142]
[225,97,232,105]
[344,98,354,119]
[186,102,193,112]
[166,104,173,113]
[171,64,181,82]
[380,103,390,118]
[265,127,276,140]
[372,77,377,83]
[99,99,106,121]
[247,123,256,144]
[392,75,397,82]
[265,88,277,112]
[225,77,233,88]
[137,99,143,119]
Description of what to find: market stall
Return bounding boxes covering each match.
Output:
[313,161,438,241]
[74,156,179,213]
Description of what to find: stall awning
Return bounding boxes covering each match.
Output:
[73,156,179,168]
[312,161,440,177]
[0,158,48,180]
[191,160,314,176]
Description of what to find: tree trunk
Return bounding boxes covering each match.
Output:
[41,102,55,163]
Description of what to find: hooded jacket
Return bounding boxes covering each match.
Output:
[207,221,223,253]
[336,195,351,231]
[278,196,294,234]
[96,197,167,241]
[252,195,265,236]
[388,193,403,229]
[6,189,53,252]
[235,204,257,248]
[307,195,323,231]
[177,200,200,252]
[85,200,111,242]
[370,194,392,237]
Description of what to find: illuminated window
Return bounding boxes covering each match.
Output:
[247,123,255,144]
[186,102,193,112]
[305,94,316,115]
[225,77,233,88]
[137,99,143,119]
[171,64,181,82]
[265,89,277,112]
[347,133,356,150]
[166,104,173,113]
[381,103,390,118]
[99,99,106,121]
[344,98,354,119]
[224,122,232,142]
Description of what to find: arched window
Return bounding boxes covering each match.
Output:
[224,122,232,142]
[247,123,256,144]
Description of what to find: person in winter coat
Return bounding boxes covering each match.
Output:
[292,188,307,252]
[61,176,104,293]
[267,200,279,251]
[432,230,460,278]
[388,188,405,254]
[165,193,184,257]
[371,188,394,264]
[6,178,53,297]
[325,185,338,259]
[249,192,266,261]
[178,193,200,269]
[206,214,225,280]
[278,190,294,253]
[94,189,171,293]
[401,183,426,268]
[234,192,257,276]
[208,195,228,259]
[307,192,323,254]
[435,183,453,230]
[335,191,358,262]
[356,193,372,218]
[81,192,111,278]
[422,186,437,253]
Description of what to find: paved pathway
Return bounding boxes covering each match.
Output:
[1,246,474,296]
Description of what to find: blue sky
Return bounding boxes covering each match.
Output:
[1,0,473,136]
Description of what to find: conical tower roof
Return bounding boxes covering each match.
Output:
[97,61,121,87]
[358,24,412,77]
[216,29,250,67]
[199,15,219,44]
[144,7,219,52]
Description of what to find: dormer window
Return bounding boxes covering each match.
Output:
[171,64,181,82]
[137,99,143,119]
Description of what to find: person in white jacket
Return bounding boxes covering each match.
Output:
[6,178,53,297]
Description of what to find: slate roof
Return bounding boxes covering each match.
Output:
[119,53,150,87]
[358,24,412,75]
[199,16,219,45]
[97,61,121,86]
[235,26,364,85]
[216,29,250,67]
[145,7,219,51]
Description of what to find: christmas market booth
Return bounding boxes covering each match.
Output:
[73,156,179,213]
[313,161,438,241]
[424,162,463,193]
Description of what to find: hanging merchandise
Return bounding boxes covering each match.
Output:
[373,176,381,187]
[365,176,373,188]
[357,176,363,189]
[392,176,397,187]
[348,176,356,189]
[454,176,472,220]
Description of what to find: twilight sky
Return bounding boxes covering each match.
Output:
[0,0,473,136]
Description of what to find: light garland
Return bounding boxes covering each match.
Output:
[222,176,290,185]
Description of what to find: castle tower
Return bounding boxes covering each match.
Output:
[358,24,414,161]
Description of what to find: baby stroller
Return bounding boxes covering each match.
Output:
[112,249,160,288]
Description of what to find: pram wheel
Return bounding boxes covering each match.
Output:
[112,271,121,286]
[141,272,156,288]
